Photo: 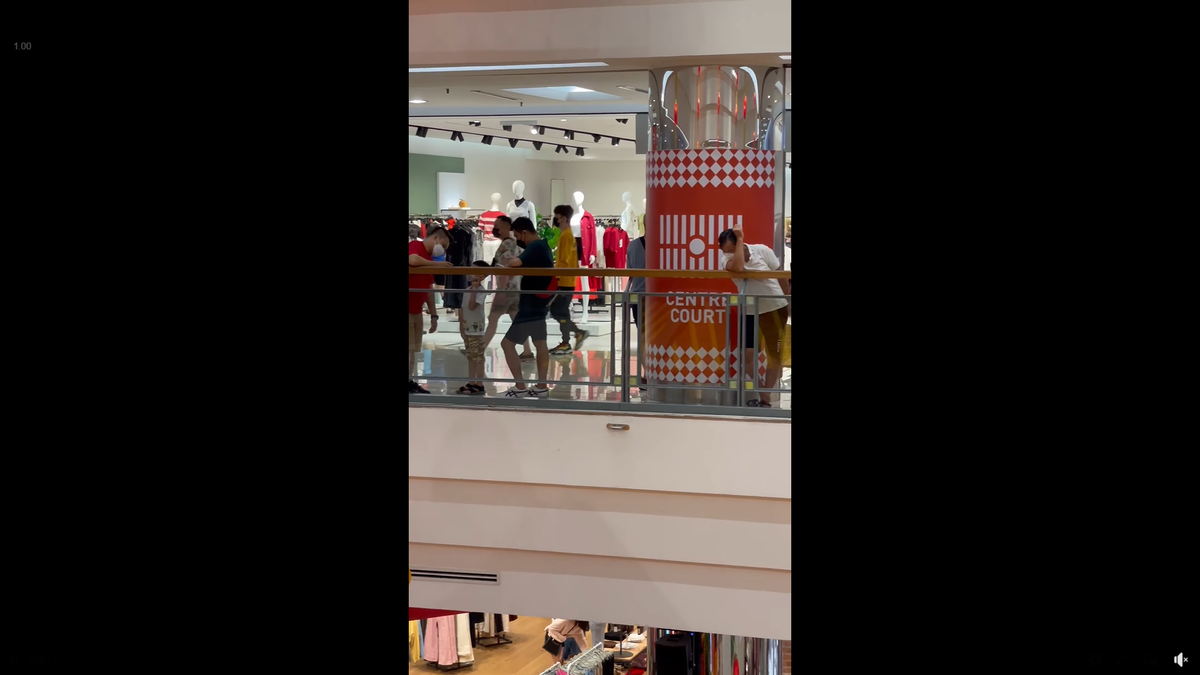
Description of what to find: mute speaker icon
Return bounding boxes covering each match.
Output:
[1176,652,1187,667]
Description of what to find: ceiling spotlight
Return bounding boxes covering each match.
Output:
[616,118,628,124]
[576,148,585,157]
[416,127,428,138]
[611,137,619,146]
[592,134,601,143]
[509,138,519,148]
[563,130,570,139]
[561,118,567,122]
[556,145,566,154]
[410,99,427,104]
[451,131,465,142]
[469,120,482,126]
[502,125,513,132]
[531,127,540,135]
[533,141,543,150]
[482,135,494,145]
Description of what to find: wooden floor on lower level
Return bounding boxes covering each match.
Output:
[410,616,556,675]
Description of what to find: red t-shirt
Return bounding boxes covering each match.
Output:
[408,240,434,314]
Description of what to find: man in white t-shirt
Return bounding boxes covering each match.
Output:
[719,225,790,408]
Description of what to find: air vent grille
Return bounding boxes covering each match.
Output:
[411,568,501,585]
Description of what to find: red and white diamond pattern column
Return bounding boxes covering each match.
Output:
[644,148,775,390]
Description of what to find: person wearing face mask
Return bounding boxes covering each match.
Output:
[548,205,588,355]
[482,216,533,360]
[499,217,554,397]
[408,227,454,394]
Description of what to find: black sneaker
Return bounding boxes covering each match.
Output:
[409,380,430,394]
[573,329,590,351]
[550,342,572,355]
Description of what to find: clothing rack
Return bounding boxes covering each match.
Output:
[474,612,513,647]
[535,642,613,675]
[568,642,615,675]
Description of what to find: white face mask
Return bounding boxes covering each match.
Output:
[432,244,446,257]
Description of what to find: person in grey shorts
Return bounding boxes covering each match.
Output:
[484,216,533,359]
[499,218,553,397]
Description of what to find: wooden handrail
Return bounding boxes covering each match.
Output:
[407,266,791,280]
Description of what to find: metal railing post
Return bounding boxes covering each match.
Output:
[621,287,631,403]
[736,291,746,408]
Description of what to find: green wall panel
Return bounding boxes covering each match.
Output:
[408,153,465,215]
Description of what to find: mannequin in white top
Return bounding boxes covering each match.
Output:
[621,192,638,237]
[506,180,536,223]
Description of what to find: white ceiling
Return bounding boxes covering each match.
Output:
[409,66,790,160]
[409,70,649,110]
[408,0,724,15]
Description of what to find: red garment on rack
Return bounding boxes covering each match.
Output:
[410,607,464,621]
[577,212,598,301]
[603,227,629,269]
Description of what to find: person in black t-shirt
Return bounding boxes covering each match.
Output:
[499,217,554,397]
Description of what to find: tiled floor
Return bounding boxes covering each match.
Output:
[411,302,791,409]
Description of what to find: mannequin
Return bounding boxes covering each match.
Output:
[480,192,506,240]
[505,180,536,224]
[479,191,506,269]
[571,191,600,312]
[638,198,646,237]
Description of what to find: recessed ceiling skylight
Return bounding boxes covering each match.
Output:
[503,86,622,102]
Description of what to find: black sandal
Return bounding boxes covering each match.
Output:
[467,384,486,395]
[746,399,772,408]
[456,385,474,395]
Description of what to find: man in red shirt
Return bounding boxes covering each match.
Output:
[409,227,453,393]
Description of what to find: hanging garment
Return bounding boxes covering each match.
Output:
[424,615,459,666]
[419,620,425,660]
[471,227,485,263]
[455,614,475,664]
[613,229,629,269]
[577,212,599,302]
[410,621,422,662]
[475,613,510,637]
[442,228,474,310]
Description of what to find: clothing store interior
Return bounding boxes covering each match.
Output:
[409,68,791,407]
[408,613,785,675]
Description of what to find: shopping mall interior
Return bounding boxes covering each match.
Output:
[409,3,791,675]
[408,67,791,410]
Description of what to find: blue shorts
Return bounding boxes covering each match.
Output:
[562,638,582,659]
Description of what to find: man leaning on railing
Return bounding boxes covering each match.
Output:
[719,223,789,408]
[408,227,453,394]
